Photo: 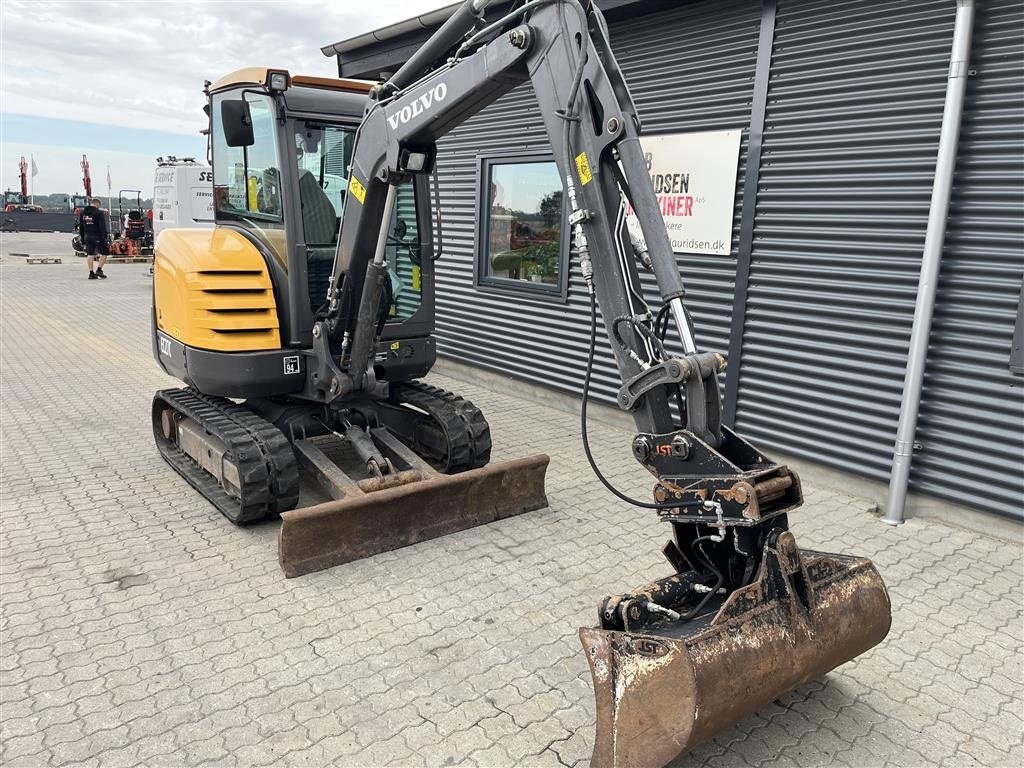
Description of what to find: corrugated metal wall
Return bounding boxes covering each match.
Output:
[431,0,760,404]
[913,0,1024,519]
[342,0,1024,519]
[733,0,954,479]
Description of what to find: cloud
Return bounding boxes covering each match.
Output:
[1,1,451,135]
[1,0,451,193]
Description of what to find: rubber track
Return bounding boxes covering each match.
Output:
[390,381,492,473]
[153,388,299,524]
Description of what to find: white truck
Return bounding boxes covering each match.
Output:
[152,156,214,241]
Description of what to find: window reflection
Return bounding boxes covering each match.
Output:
[483,160,563,289]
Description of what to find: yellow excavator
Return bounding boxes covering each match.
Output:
[152,1,891,764]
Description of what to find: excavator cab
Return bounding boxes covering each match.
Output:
[69,194,89,214]
[194,72,435,369]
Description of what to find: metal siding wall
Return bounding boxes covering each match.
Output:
[913,1,1024,519]
[432,0,760,405]
[735,0,954,479]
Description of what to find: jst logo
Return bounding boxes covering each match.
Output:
[655,444,673,456]
[628,637,669,658]
[387,83,448,130]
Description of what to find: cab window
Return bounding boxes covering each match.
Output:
[387,183,422,322]
[294,123,352,311]
[294,121,423,319]
[211,92,286,260]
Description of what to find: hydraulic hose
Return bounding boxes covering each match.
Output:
[580,293,701,512]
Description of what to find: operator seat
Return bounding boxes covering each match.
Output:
[126,209,145,239]
[298,170,339,311]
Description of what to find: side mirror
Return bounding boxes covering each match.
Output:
[221,99,254,147]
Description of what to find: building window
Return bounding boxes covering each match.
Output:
[477,156,566,297]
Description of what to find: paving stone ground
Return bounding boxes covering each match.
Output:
[1,234,1022,768]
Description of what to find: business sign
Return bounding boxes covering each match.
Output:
[633,129,742,256]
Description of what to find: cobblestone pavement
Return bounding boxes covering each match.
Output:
[2,237,1022,768]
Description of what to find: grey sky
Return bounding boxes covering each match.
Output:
[0,1,450,192]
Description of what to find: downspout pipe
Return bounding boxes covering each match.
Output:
[883,0,975,526]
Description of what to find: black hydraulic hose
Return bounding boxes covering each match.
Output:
[612,315,669,362]
[678,534,725,620]
[581,293,701,512]
[655,303,671,341]
[554,0,592,188]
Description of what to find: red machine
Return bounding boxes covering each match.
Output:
[3,157,38,212]
[82,155,92,198]
[70,155,94,214]
[107,190,153,256]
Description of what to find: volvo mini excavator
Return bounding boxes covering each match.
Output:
[152,1,891,764]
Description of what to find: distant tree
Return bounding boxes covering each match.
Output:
[539,190,562,227]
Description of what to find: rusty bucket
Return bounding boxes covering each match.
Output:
[580,531,891,767]
[279,453,549,577]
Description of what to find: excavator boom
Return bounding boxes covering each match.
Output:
[310,1,891,764]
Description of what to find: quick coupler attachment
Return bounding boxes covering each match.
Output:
[580,530,891,767]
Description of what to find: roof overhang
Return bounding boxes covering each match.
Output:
[322,0,681,79]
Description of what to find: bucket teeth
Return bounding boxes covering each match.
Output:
[581,532,891,768]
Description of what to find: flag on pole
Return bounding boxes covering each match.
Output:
[106,167,112,189]
[31,157,38,177]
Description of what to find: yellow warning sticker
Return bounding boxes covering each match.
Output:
[348,175,367,204]
[412,266,421,291]
[390,341,400,351]
[575,152,593,185]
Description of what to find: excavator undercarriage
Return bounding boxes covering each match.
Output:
[153,382,548,575]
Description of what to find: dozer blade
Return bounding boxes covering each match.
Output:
[279,453,549,577]
[580,530,891,768]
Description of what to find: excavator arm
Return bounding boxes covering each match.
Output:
[313,3,891,765]
[319,0,695,424]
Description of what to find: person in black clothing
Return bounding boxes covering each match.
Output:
[79,197,109,279]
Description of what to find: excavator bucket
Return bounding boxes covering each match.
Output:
[580,531,890,768]
[279,431,548,577]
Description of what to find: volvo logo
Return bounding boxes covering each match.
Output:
[387,83,448,130]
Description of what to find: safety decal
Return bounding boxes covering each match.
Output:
[575,152,593,186]
[348,175,367,204]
